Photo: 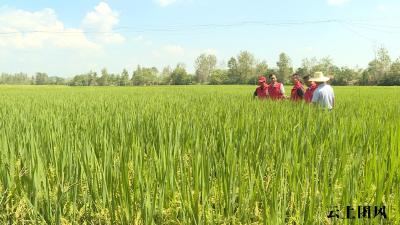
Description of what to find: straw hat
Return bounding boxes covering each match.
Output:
[309,71,330,82]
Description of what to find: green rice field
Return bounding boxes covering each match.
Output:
[0,85,399,224]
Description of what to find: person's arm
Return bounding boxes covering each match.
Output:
[253,90,257,99]
[280,83,285,96]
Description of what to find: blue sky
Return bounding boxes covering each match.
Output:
[0,0,399,77]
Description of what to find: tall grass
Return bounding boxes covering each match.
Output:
[0,85,399,224]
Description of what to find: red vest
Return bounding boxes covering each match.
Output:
[291,81,304,101]
[304,82,318,103]
[268,83,284,100]
[255,84,268,99]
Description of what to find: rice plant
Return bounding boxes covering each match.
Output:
[0,85,399,224]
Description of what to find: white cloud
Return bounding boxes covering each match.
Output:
[82,2,125,44]
[158,0,177,7]
[327,0,350,6]
[163,45,184,56]
[0,8,99,50]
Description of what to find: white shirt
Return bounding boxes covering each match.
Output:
[279,83,285,95]
[311,83,335,109]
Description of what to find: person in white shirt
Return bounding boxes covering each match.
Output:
[310,72,335,110]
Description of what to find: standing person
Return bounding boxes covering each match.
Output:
[310,72,335,110]
[290,73,305,101]
[303,75,318,103]
[267,74,285,100]
[253,76,269,99]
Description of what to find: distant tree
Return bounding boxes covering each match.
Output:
[249,60,269,84]
[376,47,391,78]
[300,57,318,76]
[47,76,65,85]
[110,74,119,86]
[331,67,360,85]
[132,65,158,85]
[195,54,217,84]
[294,67,308,78]
[98,68,110,86]
[276,52,293,83]
[88,71,98,86]
[170,64,191,85]
[69,73,90,86]
[390,58,400,75]
[209,69,228,85]
[227,57,239,84]
[378,57,400,85]
[314,57,334,76]
[35,72,49,85]
[120,69,130,86]
[0,73,31,84]
[131,66,144,85]
[160,66,172,85]
[237,51,255,83]
[298,56,335,80]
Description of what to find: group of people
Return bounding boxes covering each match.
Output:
[254,71,335,110]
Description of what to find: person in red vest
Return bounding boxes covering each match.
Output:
[267,74,285,100]
[303,75,318,103]
[290,73,305,101]
[253,76,269,99]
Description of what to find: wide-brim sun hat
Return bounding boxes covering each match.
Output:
[309,71,330,82]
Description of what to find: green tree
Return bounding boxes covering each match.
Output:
[170,64,191,85]
[390,58,400,75]
[209,69,228,85]
[375,47,391,83]
[110,74,118,86]
[362,47,392,85]
[314,57,334,76]
[48,76,65,85]
[378,58,400,85]
[331,67,360,85]
[88,71,97,86]
[195,54,217,84]
[227,57,239,84]
[160,66,172,85]
[0,73,31,84]
[276,52,293,84]
[35,72,49,85]
[300,57,318,75]
[98,68,110,86]
[120,69,130,86]
[132,66,158,85]
[249,60,269,84]
[237,51,255,83]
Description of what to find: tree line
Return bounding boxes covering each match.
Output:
[2,47,400,86]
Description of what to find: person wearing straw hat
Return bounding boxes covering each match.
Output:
[267,73,286,100]
[253,76,269,99]
[310,72,335,110]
